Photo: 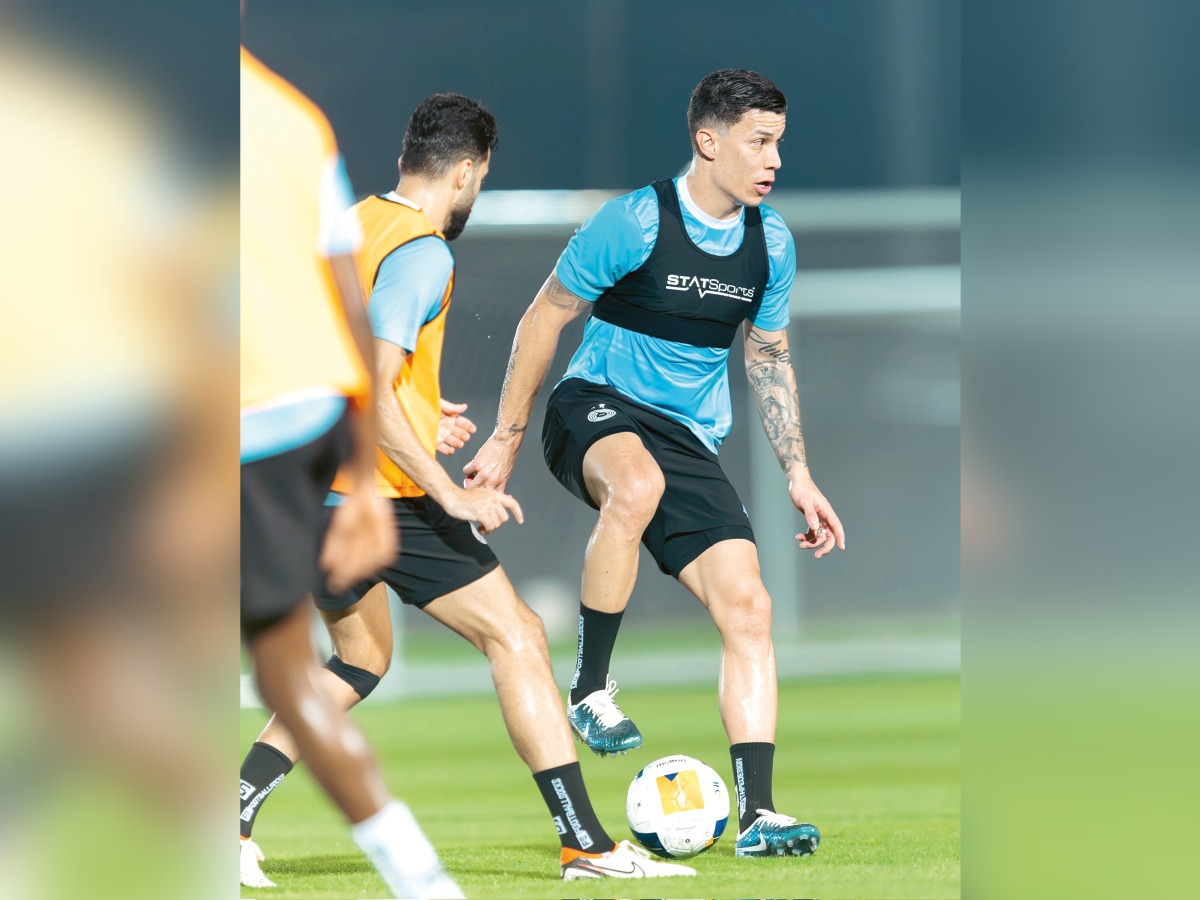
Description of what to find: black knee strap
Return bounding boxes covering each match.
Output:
[324,654,381,700]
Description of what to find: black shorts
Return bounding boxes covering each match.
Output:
[317,494,499,611]
[1,441,160,621]
[542,378,754,578]
[240,412,352,640]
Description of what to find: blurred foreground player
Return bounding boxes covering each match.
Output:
[465,69,845,858]
[238,93,695,882]
[240,47,461,897]
[0,31,233,900]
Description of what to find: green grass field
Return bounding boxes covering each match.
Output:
[240,674,959,899]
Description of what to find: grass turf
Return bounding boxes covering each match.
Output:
[240,674,959,898]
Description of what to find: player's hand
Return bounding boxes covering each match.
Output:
[440,485,524,534]
[319,489,399,594]
[462,431,522,493]
[789,472,846,559]
[436,398,476,455]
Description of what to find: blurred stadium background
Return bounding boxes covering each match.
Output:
[240,0,960,702]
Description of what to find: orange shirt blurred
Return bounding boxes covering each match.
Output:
[239,47,368,414]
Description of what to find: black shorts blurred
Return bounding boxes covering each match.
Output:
[240,411,352,641]
[542,378,755,578]
[0,447,155,623]
[318,494,499,610]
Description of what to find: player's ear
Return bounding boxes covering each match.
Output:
[453,157,473,190]
[694,127,719,162]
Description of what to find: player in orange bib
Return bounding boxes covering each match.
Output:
[238,92,695,882]
[240,47,461,897]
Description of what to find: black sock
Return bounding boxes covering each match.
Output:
[730,742,775,833]
[532,762,614,853]
[240,742,293,838]
[569,604,624,705]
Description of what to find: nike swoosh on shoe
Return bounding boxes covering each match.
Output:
[600,863,640,876]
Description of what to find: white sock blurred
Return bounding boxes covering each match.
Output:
[350,800,464,899]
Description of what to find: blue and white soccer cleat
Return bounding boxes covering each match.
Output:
[566,679,643,757]
[735,809,820,857]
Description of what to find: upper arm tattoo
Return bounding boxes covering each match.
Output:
[543,273,590,313]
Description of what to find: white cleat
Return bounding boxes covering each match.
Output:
[240,837,275,888]
[561,839,697,880]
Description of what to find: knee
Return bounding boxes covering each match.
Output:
[509,602,550,655]
[325,653,386,701]
[601,469,665,533]
[326,636,392,702]
[329,617,393,678]
[336,640,392,679]
[481,602,548,659]
[369,649,393,679]
[716,589,774,647]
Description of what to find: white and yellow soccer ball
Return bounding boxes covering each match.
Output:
[626,755,730,858]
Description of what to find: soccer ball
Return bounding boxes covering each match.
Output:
[626,755,730,858]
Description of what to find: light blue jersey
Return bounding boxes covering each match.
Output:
[368,225,454,353]
[555,175,795,453]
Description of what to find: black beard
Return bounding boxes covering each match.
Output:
[443,205,472,241]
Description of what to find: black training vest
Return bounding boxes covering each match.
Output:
[590,180,770,350]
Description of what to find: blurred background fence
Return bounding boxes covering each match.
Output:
[241,0,959,702]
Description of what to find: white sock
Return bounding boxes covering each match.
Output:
[350,800,463,899]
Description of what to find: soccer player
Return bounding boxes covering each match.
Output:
[464,69,845,858]
[240,47,462,897]
[238,92,694,882]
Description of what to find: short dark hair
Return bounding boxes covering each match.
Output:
[400,93,499,178]
[687,69,786,142]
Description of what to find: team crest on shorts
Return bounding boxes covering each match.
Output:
[587,404,616,423]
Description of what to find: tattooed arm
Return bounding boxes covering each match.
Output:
[744,323,846,558]
[745,323,807,474]
[462,272,589,492]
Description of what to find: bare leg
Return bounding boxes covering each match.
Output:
[253,583,392,762]
[421,567,576,771]
[250,602,388,824]
[579,432,664,614]
[249,600,463,896]
[677,539,777,744]
[32,609,221,819]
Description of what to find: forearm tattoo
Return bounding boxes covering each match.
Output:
[494,274,583,436]
[746,328,806,472]
[747,327,792,364]
[495,331,528,435]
